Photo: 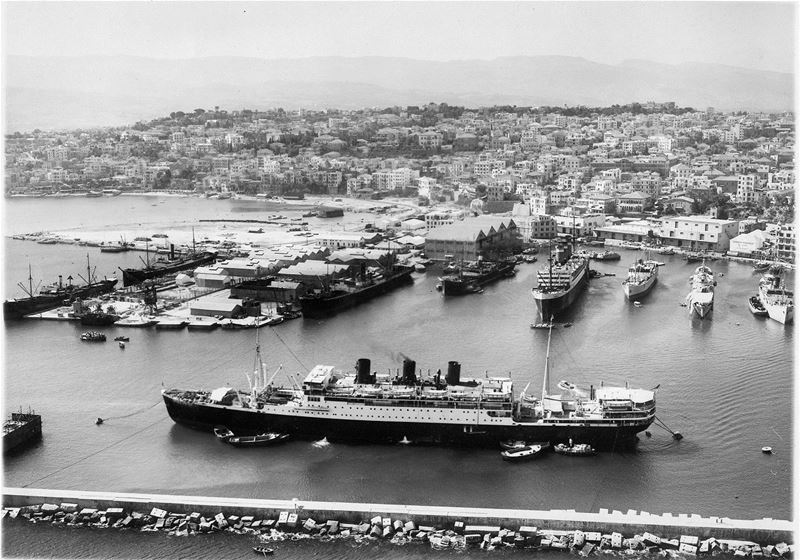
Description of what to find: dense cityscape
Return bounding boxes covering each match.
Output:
[5,102,796,264]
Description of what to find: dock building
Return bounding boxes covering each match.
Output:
[424,217,519,261]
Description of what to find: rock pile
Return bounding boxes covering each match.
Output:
[2,503,794,557]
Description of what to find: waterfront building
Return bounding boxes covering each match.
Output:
[189,299,245,318]
[593,219,658,246]
[728,230,769,257]
[424,217,519,261]
[316,232,381,249]
[658,215,740,252]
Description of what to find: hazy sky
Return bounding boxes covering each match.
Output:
[2,1,797,73]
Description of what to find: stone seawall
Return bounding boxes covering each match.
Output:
[3,487,793,545]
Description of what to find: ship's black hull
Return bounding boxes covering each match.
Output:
[3,413,42,454]
[3,279,118,320]
[163,394,651,450]
[299,267,415,318]
[121,253,217,286]
[441,261,516,296]
[533,271,589,319]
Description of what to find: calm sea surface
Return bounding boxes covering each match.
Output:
[2,196,794,559]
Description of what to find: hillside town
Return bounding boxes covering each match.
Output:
[4,102,795,262]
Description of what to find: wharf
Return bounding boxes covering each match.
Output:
[2,487,792,544]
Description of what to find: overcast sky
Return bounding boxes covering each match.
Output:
[2,1,797,73]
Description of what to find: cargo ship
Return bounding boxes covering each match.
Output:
[299,261,414,318]
[531,238,589,319]
[162,330,656,449]
[4,410,42,453]
[120,245,217,287]
[622,258,660,300]
[439,259,516,296]
[3,258,118,320]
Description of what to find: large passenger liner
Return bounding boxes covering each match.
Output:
[162,333,656,449]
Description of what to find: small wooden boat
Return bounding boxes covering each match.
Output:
[557,380,576,391]
[658,247,675,255]
[753,261,771,273]
[80,331,106,342]
[118,341,126,349]
[530,322,554,329]
[114,336,130,342]
[591,251,621,261]
[554,442,596,456]
[252,546,274,555]
[501,443,549,461]
[499,439,528,451]
[748,295,768,317]
[762,447,773,454]
[227,432,290,447]
[213,426,234,441]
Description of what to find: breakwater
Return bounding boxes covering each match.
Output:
[3,487,793,552]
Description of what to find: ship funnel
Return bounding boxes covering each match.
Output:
[402,359,417,384]
[446,361,461,386]
[356,358,373,384]
[170,244,175,259]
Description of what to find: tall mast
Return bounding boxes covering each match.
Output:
[86,253,92,284]
[541,318,553,400]
[28,264,33,297]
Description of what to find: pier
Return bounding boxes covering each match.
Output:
[2,487,793,545]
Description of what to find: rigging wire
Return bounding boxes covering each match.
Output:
[23,416,170,489]
[270,326,308,371]
[97,400,162,423]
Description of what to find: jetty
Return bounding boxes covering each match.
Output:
[2,487,792,547]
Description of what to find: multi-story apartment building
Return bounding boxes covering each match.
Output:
[776,222,795,263]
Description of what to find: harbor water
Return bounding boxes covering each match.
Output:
[2,196,794,558]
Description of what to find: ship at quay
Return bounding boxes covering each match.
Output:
[120,248,217,287]
[531,238,589,319]
[439,259,517,296]
[299,261,415,318]
[162,331,656,449]
[3,257,118,320]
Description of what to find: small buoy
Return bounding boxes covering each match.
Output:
[672,432,683,440]
[762,446,773,454]
[96,417,104,425]
[645,431,652,438]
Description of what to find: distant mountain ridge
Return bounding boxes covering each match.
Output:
[4,55,794,131]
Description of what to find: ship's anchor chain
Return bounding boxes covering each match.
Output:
[95,400,162,425]
[653,416,683,440]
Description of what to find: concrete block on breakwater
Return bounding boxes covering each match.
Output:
[2,487,793,546]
